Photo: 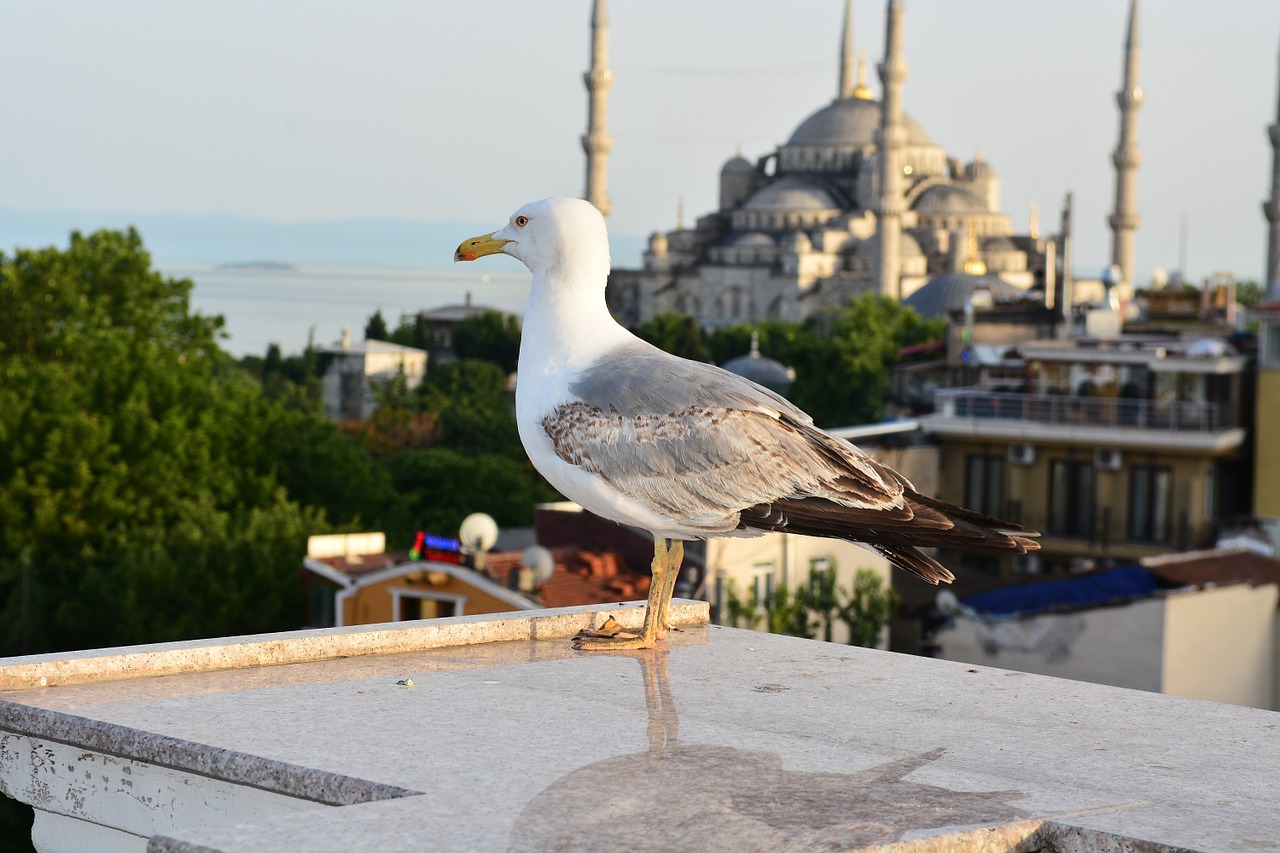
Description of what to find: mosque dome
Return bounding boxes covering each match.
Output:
[853,230,924,258]
[964,154,996,178]
[721,332,795,394]
[903,272,1025,319]
[783,230,812,253]
[743,178,838,211]
[786,98,932,148]
[733,231,776,247]
[912,184,988,215]
[721,154,755,174]
[648,231,669,254]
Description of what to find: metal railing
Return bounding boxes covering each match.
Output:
[932,389,1236,433]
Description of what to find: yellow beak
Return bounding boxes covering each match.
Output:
[454,231,510,262]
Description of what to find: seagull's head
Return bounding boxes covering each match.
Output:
[454,197,610,277]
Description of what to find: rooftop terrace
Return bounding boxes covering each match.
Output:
[1,602,1277,852]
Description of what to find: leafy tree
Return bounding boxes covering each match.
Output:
[453,311,522,374]
[365,308,389,341]
[635,312,711,362]
[796,564,841,643]
[0,229,350,654]
[704,294,945,427]
[1235,279,1263,310]
[387,448,557,539]
[838,568,901,648]
[416,359,523,457]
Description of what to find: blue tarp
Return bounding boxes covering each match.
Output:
[961,565,1156,617]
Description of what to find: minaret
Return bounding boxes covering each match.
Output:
[875,0,907,299]
[582,0,613,217]
[838,0,855,99]
[1108,0,1142,291]
[1265,32,1280,287]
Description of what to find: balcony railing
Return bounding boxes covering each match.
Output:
[932,389,1236,433]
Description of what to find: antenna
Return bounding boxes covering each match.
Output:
[460,512,499,563]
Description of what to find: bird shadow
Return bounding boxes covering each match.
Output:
[506,648,1027,852]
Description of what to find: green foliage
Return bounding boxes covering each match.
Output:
[453,311,522,374]
[717,563,899,648]
[635,312,711,362]
[416,360,523,457]
[839,568,902,649]
[365,308,389,341]
[1235,280,1263,310]
[699,294,945,427]
[795,565,840,643]
[387,449,555,538]
[0,229,387,655]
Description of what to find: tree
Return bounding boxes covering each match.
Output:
[365,309,389,341]
[838,568,901,648]
[796,564,841,643]
[0,229,347,654]
[704,295,946,427]
[635,312,711,362]
[453,311,522,374]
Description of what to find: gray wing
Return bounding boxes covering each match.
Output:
[550,344,906,532]
[568,340,814,424]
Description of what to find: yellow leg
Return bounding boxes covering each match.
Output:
[574,538,669,650]
[656,540,684,638]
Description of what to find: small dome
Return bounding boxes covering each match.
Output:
[982,235,1018,252]
[965,154,996,178]
[648,231,669,254]
[903,272,1025,319]
[721,333,795,394]
[721,154,755,174]
[783,230,812,252]
[742,178,838,212]
[913,184,988,215]
[732,231,775,247]
[852,230,924,258]
[786,98,932,147]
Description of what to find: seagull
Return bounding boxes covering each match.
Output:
[456,197,1039,650]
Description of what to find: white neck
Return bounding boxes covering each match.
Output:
[517,259,632,379]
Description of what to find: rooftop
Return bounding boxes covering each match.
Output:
[2,603,1277,852]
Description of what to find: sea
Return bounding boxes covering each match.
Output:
[161,264,535,358]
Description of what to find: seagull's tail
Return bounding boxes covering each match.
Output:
[739,490,1040,586]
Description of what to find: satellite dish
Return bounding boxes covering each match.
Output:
[521,545,556,583]
[458,513,499,552]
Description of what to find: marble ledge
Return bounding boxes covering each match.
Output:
[0,599,710,690]
[0,603,1277,853]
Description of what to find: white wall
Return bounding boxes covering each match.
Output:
[936,583,1280,711]
[936,598,1166,693]
[1162,583,1279,710]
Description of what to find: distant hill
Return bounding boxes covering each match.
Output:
[0,208,647,270]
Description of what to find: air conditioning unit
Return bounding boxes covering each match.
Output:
[1094,448,1123,471]
[1012,553,1041,574]
[1008,443,1035,465]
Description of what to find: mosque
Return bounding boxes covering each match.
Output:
[591,0,1153,328]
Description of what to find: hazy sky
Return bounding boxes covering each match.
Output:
[3,1,1280,281]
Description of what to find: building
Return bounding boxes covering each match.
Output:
[1254,292,1280,545]
[605,0,1054,329]
[933,548,1280,710]
[319,330,427,422]
[921,332,1252,576]
[302,532,537,627]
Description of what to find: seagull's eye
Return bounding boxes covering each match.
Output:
[515,215,529,227]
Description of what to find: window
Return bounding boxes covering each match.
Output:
[965,455,1004,517]
[1129,466,1172,542]
[394,591,464,621]
[1048,459,1095,537]
[752,563,776,609]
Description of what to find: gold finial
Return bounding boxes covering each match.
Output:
[1028,202,1040,240]
[852,50,874,100]
[962,222,988,275]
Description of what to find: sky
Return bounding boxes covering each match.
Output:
[3,0,1280,282]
